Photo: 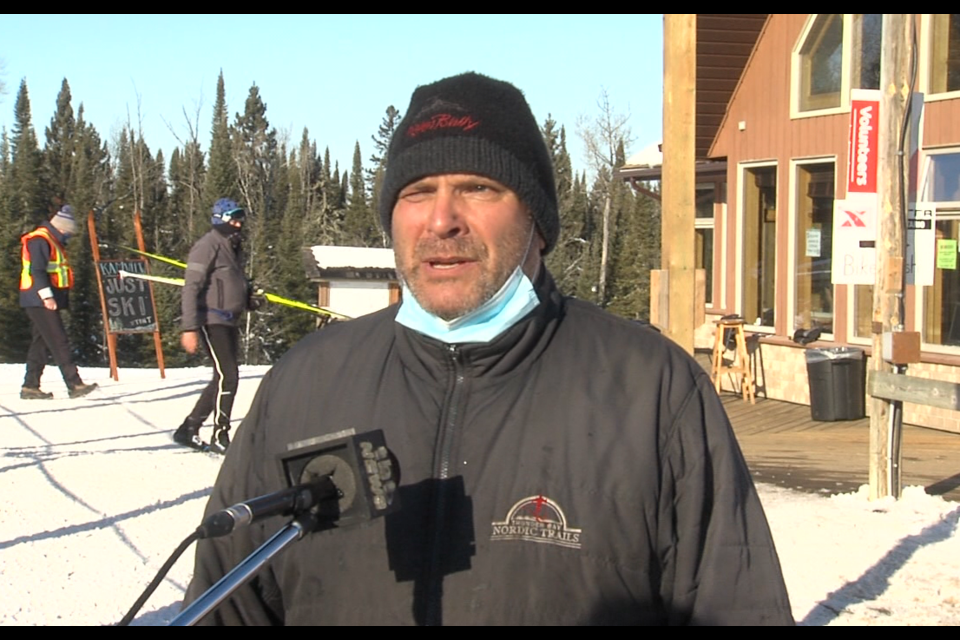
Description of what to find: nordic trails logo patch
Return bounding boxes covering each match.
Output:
[490,495,582,549]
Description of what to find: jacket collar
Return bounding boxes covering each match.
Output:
[40,221,69,245]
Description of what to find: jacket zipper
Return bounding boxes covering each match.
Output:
[424,344,465,625]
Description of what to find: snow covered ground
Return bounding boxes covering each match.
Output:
[0,363,957,626]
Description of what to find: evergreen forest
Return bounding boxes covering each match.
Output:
[0,73,662,369]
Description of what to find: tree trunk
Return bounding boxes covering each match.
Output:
[599,192,611,304]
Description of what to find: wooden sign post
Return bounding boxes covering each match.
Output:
[87,210,166,381]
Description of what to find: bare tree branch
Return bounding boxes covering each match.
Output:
[576,88,634,304]
[576,87,635,180]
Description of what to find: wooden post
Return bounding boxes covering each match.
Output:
[870,15,912,500]
[133,212,166,378]
[662,14,697,354]
[87,210,119,382]
[650,269,668,331]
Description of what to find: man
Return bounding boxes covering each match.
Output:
[184,73,794,625]
[173,198,256,455]
[19,204,98,400]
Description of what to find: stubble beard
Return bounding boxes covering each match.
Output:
[398,232,529,321]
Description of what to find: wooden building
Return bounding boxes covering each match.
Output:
[620,14,960,434]
[302,246,399,320]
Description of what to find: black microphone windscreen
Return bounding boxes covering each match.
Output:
[278,429,399,530]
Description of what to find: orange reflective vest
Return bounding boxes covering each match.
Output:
[20,226,74,290]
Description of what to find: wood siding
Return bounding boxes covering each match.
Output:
[711,15,851,338]
[923,98,960,147]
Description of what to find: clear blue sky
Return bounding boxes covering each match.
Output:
[0,14,663,179]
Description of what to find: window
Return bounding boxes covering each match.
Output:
[799,15,844,112]
[923,218,960,346]
[793,14,884,115]
[743,166,777,328]
[920,150,960,347]
[920,151,960,204]
[929,14,960,95]
[795,162,835,334]
[696,181,721,305]
[853,14,882,90]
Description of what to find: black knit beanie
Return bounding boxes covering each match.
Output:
[380,72,559,254]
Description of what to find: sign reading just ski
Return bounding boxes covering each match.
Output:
[833,89,881,286]
[97,259,159,333]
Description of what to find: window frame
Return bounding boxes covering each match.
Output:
[737,161,780,333]
[915,146,960,354]
[920,14,960,102]
[695,181,721,308]
[791,14,883,119]
[789,157,838,341]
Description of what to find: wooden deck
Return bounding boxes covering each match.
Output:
[693,349,960,501]
[718,392,960,502]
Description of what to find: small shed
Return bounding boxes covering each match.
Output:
[302,246,400,320]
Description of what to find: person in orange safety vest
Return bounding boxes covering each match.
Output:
[19,205,98,400]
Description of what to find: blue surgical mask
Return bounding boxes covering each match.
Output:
[395,224,541,344]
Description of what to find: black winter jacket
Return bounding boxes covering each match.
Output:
[184,269,794,626]
[181,227,249,330]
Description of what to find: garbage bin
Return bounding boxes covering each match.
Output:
[805,347,866,421]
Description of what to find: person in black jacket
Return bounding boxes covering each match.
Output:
[19,205,98,400]
[183,73,794,625]
[173,198,257,454]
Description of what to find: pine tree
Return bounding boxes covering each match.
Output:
[320,146,333,218]
[204,70,238,209]
[66,105,112,366]
[42,78,76,207]
[272,147,318,354]
[542,116,584,295]
[7,80,45,226]
[171,138,206,247]
[331,161,344,212]
[157,147,193,367]
[107,128,169,365]
[605,140,650,319]
[365,105,401,243]
[343,141,378,246]
[233,83,283,364]
[0,130,9,185]
[0,129,16,362]
[574,172,603,303]
[0,80,45,362]
[294,129,332,245]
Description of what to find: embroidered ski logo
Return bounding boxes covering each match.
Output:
[491,495,582,549]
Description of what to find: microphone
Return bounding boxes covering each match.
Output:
[196,477,338,539]
[197,429,399,539]
[280,429,400,530]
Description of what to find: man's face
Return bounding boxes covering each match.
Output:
[392,173,544,321]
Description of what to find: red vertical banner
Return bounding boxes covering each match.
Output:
[847,90,881,195]
[833,89,882,286]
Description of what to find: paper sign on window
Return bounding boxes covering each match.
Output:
[937,239,957,270]
[805,228,821,257]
